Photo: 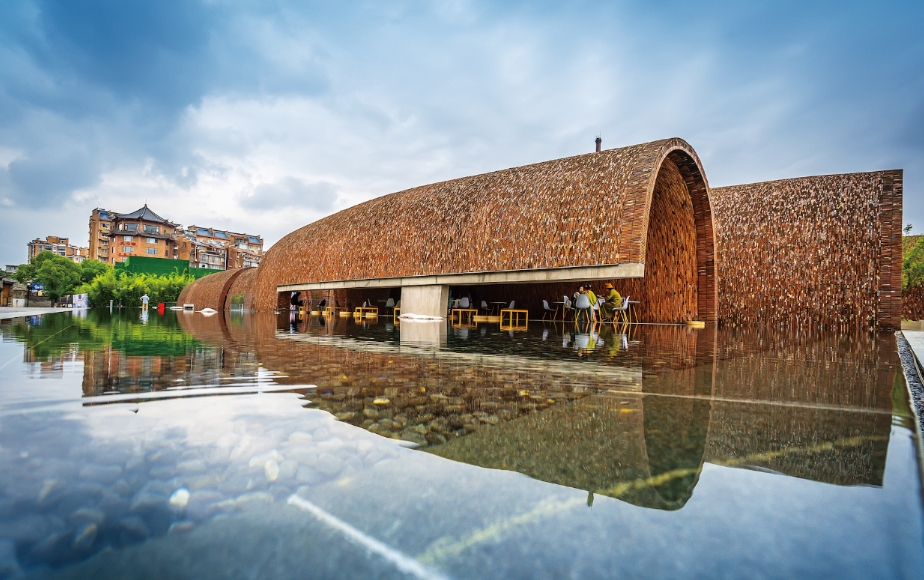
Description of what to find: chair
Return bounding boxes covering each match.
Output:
[612,295,631,323]
[573,293,591,324]
[459,297,470,308]
[385,298,395,315]
[593,297,603,321]
[481,300,491,314]
[541,300,557,321]
[508,301,515,309]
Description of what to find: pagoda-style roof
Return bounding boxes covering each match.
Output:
[111,204,176,226]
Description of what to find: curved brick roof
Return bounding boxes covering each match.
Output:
[251,137,715,311]
[177,268,255,310]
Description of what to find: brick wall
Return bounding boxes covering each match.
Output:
[711,170,902,330]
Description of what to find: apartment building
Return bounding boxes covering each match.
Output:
[27,236,88,264]
[179,226,263,270]
[87,206,264,270]
[91,205,180,265]
[87,208,113,263]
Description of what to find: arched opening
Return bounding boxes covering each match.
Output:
[616,149,716,323]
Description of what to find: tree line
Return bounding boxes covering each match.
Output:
[12,251,193,307]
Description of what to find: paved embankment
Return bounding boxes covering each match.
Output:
[899,330,924,439]
[0,307,75,320]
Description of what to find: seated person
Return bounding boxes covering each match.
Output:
[584,284,597,307]
[584,284,598,321]
[600,282,622,320]
[573,286,593,324]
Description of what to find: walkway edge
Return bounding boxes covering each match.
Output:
[0,307,74,321]
[896,331,924,485]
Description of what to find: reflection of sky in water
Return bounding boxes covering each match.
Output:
[0,311,921,579]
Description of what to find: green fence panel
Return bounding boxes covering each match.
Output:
[118,257,221,279]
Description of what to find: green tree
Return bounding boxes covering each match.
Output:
[12,263,36,284]
[12,251,83,300]
[904,236,924,290]
[79,259,111,284]
[35,254,82,301]
[78,269,194,308]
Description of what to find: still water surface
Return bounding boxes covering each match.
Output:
[0,310,922,579]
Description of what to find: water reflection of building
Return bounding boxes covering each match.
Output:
[179,312,899,508]
[81,346,264,395]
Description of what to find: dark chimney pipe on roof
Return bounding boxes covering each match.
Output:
[595,137,602,152]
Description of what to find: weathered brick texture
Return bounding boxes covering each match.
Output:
[176,267,255,311]
[250,138,717,319]
[711,170,902,330]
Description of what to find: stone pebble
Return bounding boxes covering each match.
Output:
[0,406,411,575]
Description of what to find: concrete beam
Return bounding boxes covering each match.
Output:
[277,263,644,293]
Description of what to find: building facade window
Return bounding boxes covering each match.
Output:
[122,246,133,253]
[146,237,156,244]
[146,248,157,255]
[123,224,138,232]
[144,225,159,234]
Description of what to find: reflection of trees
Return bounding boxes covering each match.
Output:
[4,312,107,359]
[5,310,199,360]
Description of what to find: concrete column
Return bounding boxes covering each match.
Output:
[400,285,449,319]
[400,320,447,348]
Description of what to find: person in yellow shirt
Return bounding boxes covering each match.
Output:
[600,282,622,321]
[585,284,597,306]
[584,283,598,322]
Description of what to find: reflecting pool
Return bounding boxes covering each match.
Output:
[0,310,922,579]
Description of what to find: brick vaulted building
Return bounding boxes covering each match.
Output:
[178,137,903,331]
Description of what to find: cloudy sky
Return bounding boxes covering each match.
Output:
[1,0,921,267]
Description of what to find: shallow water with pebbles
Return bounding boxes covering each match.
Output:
[0,310,922,579]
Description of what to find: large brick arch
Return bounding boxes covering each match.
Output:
[241,137,717,319]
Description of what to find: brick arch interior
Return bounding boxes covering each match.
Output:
[615,156,701,323]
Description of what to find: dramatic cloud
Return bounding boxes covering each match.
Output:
[245,178,339,213]
[0,0,922,267]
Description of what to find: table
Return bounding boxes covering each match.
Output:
[354,306,379,318]
[451,308,478,325]
[490,301,508,315]
[552,301,566,321]
[500,308,529,330]
[324,306,348,317]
